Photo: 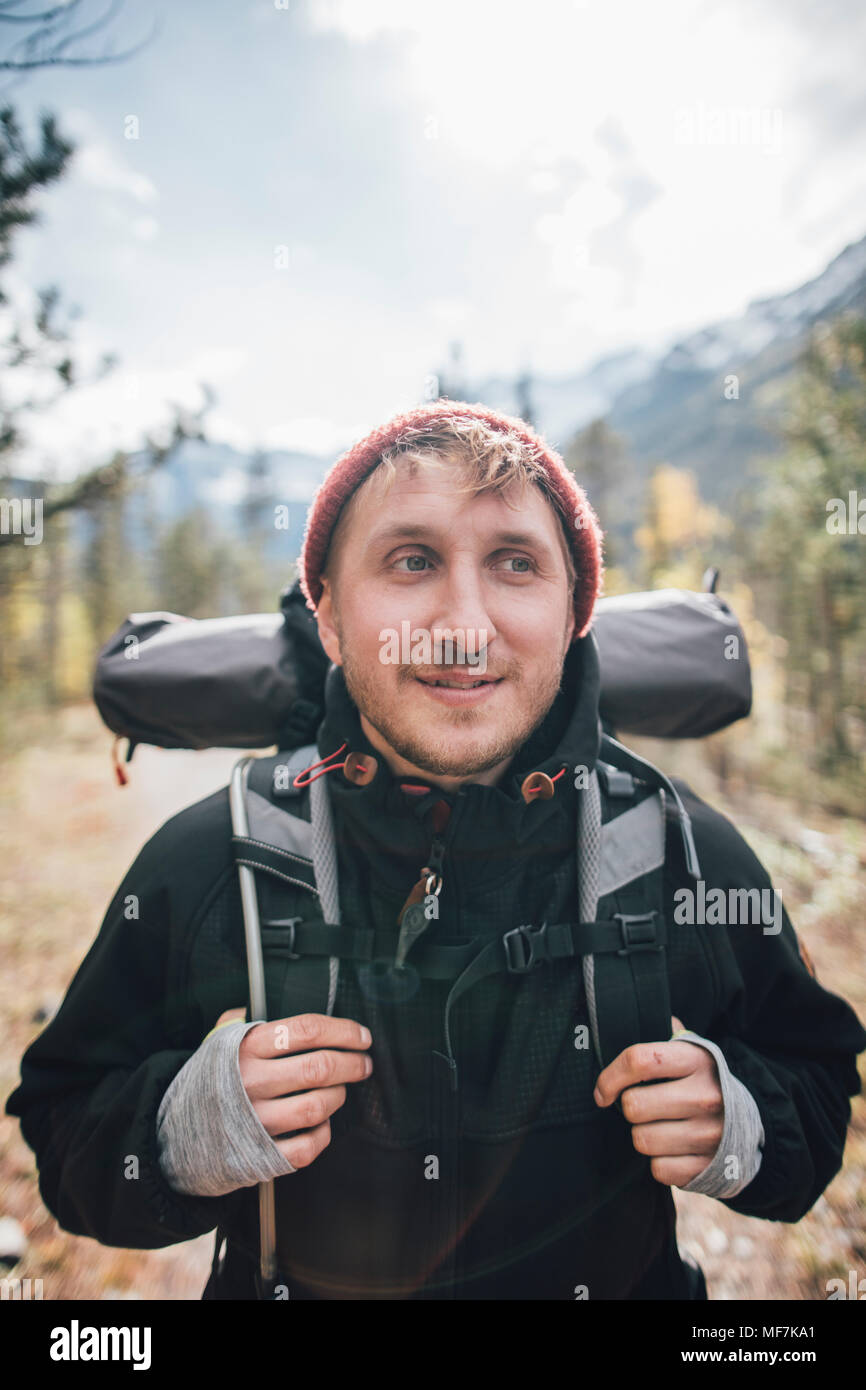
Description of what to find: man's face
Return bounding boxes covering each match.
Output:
[314,463,577,790]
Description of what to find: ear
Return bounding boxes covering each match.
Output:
[315,577,343,666]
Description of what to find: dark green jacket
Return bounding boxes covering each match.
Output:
[7,634,866,1299]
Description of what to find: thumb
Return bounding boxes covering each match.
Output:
[216,1006,247,1027]
[671,1015,687,1037]
[207,1006,248,1038]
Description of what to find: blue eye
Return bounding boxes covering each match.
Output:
[395,554,430,572]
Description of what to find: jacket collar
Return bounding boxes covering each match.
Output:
[313,634,601,895]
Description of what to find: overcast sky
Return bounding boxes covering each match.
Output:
[4,0,866,478]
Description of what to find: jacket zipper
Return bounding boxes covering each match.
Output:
[427,801,462,1301]
[427,831,447,881]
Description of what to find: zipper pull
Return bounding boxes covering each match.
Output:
[394,899,432,971]
[394,834,445,970]
[395,832,446,927]
[396,871,429,926]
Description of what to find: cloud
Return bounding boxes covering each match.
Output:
[12,2,864,462]
[260,415,365,456]
[9,344,249,481]
[306,0,415,42]
[75,143,158,204]
[130,217,160,242]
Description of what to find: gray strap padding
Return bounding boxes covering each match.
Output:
[228,756,278,1283]
[309,771,340,1015]
[579,778,667,1068]
[578,769,603,1066]
[596,791,666,901]
[272,744,319,798]
[246,788,313,863]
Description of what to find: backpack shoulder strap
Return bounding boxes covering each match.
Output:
[229,745,341,1017]
[599,733,702,879]
[233,745,319,892]
[228,739,691,1086]
[227,743,340,1296]
[580,736,701,1070]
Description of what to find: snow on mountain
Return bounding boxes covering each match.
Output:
[473,348,656,447]
[656,234,866,376]
[111,232,866,533]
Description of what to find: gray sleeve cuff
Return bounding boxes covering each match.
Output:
[675,1030,765,1199]
[155,1019,297,1197]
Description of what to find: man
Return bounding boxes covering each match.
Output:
[7,400,866,1300]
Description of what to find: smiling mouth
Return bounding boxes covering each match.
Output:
[414,674,503,689]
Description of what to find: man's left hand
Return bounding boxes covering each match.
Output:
[592,1016,724,1188]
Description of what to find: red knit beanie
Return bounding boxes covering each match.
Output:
[298,399,604,640]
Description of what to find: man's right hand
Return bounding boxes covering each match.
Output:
[234,1012,373,1170]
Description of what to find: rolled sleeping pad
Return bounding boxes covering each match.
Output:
[92,579,752,754]
[591,587,752,738]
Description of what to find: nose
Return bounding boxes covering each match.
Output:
[427,554,498,661]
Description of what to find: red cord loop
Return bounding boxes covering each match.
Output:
[292,742,348,787]
[112,736,129,787]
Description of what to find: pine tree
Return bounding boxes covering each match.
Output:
[564,419,627,566]
[751,316,866,771]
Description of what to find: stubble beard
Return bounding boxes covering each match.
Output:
[337,629,568,778]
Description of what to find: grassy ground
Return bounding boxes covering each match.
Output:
[1,704,863,1300]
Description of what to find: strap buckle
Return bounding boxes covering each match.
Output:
[503,921,549,973]
[613,911,661,956]
[265,916,302,960]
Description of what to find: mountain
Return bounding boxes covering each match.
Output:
[474,233,866,505]
[603,234,866,499]
[123,438,328,559]
[35,230,864,562]
[470,347,657,447]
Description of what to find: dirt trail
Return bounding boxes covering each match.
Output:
[1,706,239,1300]
[1,705,863,1300]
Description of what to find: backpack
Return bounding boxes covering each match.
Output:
[95,579,737,1293]
[93,576,753,766]
[225,719,702,1293]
